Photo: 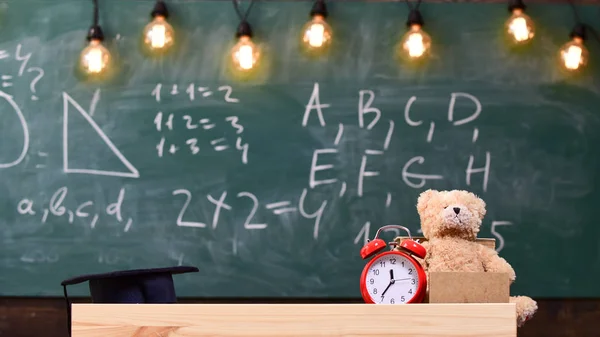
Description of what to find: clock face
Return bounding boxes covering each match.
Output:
[363,253,421,304]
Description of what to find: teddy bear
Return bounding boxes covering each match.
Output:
[411,189,537,327]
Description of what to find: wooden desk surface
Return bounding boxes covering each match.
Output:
[72,303,516,336]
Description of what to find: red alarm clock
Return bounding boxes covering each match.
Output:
[359,224,427,304]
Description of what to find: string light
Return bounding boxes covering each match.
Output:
[399,2,431,60]
[505,0,534,44]
[301,0,332,54]
[143,0,175,52]
[230,0,260,72]
[559,23,588,71]
[80,0,110,75]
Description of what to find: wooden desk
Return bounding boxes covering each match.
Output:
[72,303,516,336]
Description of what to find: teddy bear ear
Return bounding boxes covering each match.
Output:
[472,194,487,219]
[416,189,438,214]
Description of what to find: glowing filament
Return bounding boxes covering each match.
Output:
[508,17,530,42]
[563,45,583,70]
[307,23,325,47]
[149,25,167,48]
[237,45,254,70]
[405,33,426,58]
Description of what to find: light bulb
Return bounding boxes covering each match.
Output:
[506,8,535,44]
[231,35,260,71]
[302,15,332,49]
[143,15,175,51]
[560,36,588,71]
[401,24,431,59]
[80,38,110,75]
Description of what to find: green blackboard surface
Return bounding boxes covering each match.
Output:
[0,0,599,299]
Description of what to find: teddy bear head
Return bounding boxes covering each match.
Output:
[416,189,486,241]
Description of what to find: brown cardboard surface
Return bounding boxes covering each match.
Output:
[428,272,510,303]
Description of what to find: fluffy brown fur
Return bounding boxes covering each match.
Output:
[414,189,537,327]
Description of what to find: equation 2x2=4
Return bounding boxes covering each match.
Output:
[172,188,327,240]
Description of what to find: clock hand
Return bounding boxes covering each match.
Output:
[380,282,393,298]
[380,269,396,299]
[393,278,412,282]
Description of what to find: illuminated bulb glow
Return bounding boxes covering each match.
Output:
[302,15,331,50]
[307,23,325,47]
[506,9,534,43]
[144,16,174,51]
[563,45,583,70]
[401,24,431,59]
[405,33,426,58]
[80,40,110,74]
[231,36,259,71]
[508,17,529,41]
[559,36,587,71]
[149,25,167,48]
[237,45,254,70]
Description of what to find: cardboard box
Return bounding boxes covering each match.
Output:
[393,237,510,304]
[428,271,510,303]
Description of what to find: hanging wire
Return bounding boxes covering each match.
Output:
[233,0,255,22]
[93,0,99,26]
[567,0,600,45]
[404,0,422,11]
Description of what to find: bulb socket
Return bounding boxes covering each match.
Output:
[508,0,526,12]
[236,21,253,38]
[310,0,328,19]
[570,23,586,41]
[86,25,104,42]
[151,0,169,18]
[406,9,424,28]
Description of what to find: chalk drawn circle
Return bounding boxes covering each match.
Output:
[0,90,29,168]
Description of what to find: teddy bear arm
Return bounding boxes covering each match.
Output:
[478,245,516,282]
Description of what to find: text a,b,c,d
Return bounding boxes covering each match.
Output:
[16,186,134,232]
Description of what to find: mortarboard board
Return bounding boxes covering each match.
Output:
[61,265,198,336]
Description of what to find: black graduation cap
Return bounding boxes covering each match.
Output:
[61,266,198,336]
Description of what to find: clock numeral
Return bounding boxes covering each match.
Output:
[373,288,378,294]
[408,268,413,275]
[379,261,386,267]
[390,258,396,264]
[411,279,416,285]
[390,298,395,304]
[402,261,405,267]
[372,269,380,275]
[409,289,413,294]
[401,296,406,302]
[369,278,374,285]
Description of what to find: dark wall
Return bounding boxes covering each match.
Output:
[0,297,598,337]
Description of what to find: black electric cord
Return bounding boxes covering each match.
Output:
[87,0,104,41]
[310,0,328,19]
[151,0,169,18]
[233,0,255,38]
[566,0,600,45]
[404,0,424,28]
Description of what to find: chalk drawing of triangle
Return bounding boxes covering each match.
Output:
[62,92,140,178]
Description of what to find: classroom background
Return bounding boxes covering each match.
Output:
[0,0,598,335]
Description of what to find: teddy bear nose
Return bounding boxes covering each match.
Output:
[453,207,461,214]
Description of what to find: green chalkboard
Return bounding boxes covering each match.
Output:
[0,0,599,299]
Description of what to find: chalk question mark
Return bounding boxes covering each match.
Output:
[26,67,44,101]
